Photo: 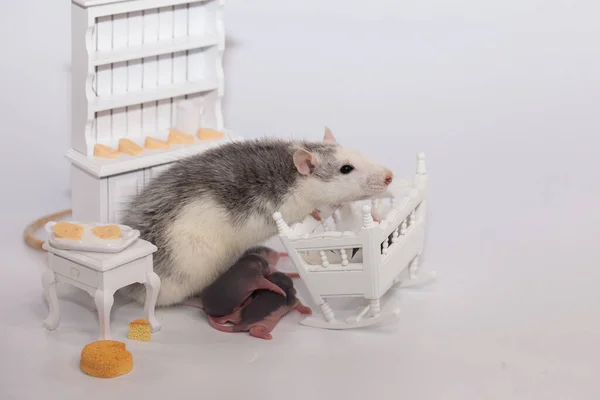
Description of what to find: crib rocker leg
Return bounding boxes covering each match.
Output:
[394,255,437,289]
[300,297,400,330]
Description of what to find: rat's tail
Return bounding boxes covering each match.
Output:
[208,317,247,333]
[23,209,72,251]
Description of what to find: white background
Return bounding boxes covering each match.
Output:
[1,0,600,399]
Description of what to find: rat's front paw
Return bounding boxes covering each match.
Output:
[310,209,322,222]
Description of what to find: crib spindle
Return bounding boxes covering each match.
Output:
[320,302,336,322]
[392,227,399,243]
[400,220,407,235]
[340,248,349,266]
[273,212,292,235]
[319,251,330,268]
[362,205,375,228]
[369,299,381,317]
[382,239,389,255]
[409,210,416,227]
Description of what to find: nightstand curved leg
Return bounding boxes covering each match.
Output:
[94,289,114,340]
[144,272,161,333]
[42,269,60,330]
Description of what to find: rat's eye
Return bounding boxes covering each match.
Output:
[340,165,354,174]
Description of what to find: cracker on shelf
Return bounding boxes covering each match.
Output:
[197,128,225,140]
[145,137,171,150]
[168,128,195,144]
[94,144,120,159]
[118,138,145,156]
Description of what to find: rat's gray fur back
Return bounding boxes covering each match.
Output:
[117,138,338,307]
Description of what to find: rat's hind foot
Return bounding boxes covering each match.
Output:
[295,304,312,315]
[208,316,238,333]
[249,325,272,340]
[211,315,233,325]
[310,209,322,222]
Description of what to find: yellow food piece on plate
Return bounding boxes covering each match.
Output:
[168,128,195,144]
[53,221,84,240]
[91,225,121,240]
[94,144,120,159]
[80,340,133,379]
[197,128,225,140]
[118,139,145,156]
[127,319,151,342]
[145,137,171,149]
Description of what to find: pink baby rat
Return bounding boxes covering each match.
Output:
[209,272,312,340]
[198,253,287,319]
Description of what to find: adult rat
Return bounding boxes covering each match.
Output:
[117,128,393,307]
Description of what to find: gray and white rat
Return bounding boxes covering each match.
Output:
[117,128,393,307]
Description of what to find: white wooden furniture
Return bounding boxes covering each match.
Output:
[273,153,436,329]
[67,0,239,224]
[41,238,161,340]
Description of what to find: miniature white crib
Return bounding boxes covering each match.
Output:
[272,152,435,329]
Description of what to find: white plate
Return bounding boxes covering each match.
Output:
[44,221,140,253]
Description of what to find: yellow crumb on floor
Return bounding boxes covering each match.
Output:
[128,319,151,342]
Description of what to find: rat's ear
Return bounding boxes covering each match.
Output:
[323,126,337,144]
[293,148,319,175]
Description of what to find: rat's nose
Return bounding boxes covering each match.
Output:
[384,169,393,186]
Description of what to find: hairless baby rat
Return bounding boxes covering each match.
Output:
[208,272,312,340]
[242,245,300,278]
[181,245,296,309]
[199,253,287,318]
[117,128,393,307]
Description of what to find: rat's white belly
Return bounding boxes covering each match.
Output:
[163,197,276,301]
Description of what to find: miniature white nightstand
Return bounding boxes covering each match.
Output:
[41,238,161,340]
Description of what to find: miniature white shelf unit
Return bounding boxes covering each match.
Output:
[273,153,435,329]
[67,0,237,224]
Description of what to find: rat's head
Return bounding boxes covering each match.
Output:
[240,254,271,276]
[293,128,393,206]
[242,246,280,270]
[268,272,296,305]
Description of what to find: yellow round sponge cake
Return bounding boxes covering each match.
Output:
[80,340,133,378]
